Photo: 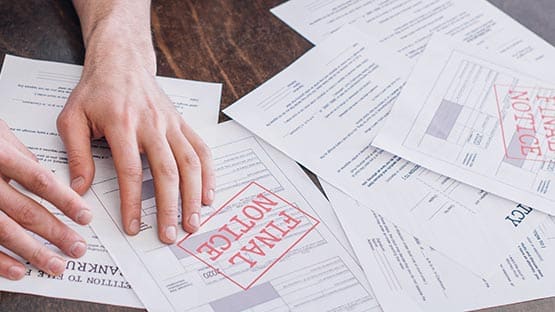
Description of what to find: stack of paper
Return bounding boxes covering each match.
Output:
[222,0,555,311]
[87,122,380,311]
[0,56,380,311]
[2,0,555,311]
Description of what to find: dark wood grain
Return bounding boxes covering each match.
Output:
[0,0,84,67]
[151,0,313,122]
[0,0,553,311]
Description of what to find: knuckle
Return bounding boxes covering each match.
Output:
[180,152,201,170]
[0,146,15,167]
[66,149,91,172]
[122,199,142,216]
[56,111,72,133]
[62,196,81,216]
[50,225,75,246]
[14,200,39,227]
[29,171,52,194]
[67,154,83,170]
[0,150,8,166]
[156,161,178,180]
[29,244,48,266]
[0,218,15,246]
[158,207,179,219]
[119,165,142,182]
[182,196,202,209]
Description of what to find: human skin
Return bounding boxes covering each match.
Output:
[63,0,215,242]
[0,120,91,280]
[0,0,214,280]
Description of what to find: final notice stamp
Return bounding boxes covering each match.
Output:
[494,84,555,162]
[177,181,320,290]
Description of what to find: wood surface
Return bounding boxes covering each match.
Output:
[0,0,553,311]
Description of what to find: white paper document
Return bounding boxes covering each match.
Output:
[224,27,545,277]
[322,181,555,312]
[374,36,555,216]
[86,121,380,312]
[272,0,554,65]
[0,55,221,165]
[0,55,222,307]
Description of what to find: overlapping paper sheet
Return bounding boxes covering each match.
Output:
[268,0,555,309]
[224,26,545,277]
[374,35,555,215]
[0,55,221,307]
[271,0,554,63]
[321,181,555,312]
[85,121,381,312]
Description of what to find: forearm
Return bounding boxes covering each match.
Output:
[72,0,156,74]
[61,0,213,244]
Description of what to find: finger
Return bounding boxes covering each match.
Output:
[0,119,38,163]
[57,110,95,195]
[181,122,215,206]
[0,145,92,225]
[168,129,202,233]
[0,120,35,184]
[0,211,67,276]
[0,251,26,280]
[0,179,87,259]
[0,122,37,183]
[106,130,143,236]
[143,135,179,243]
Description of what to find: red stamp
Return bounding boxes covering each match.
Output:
[177,181,320,290]
[494,84,555,161]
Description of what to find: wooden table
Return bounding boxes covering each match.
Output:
[0,1,554,311]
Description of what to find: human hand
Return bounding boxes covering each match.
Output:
[0,120,90,280]
[57,4,215,244]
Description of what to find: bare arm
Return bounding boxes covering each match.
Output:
[59,0,215,243]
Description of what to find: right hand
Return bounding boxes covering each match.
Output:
[56,12,215,243]
[0,119,91,280]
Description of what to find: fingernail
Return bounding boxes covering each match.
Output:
[71,176,84,191]
[129,219,140,234]
[47,257,66,275]
[188,213,200,230]
[165,226,177,242]
[8,266,25,280]
[70,241,87,258]
[76,209,93,225]
[207,189,215,202]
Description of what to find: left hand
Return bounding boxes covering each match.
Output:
[0,119,90,280]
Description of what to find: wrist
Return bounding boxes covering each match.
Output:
[75,1,156,75]
[85,19,156,75]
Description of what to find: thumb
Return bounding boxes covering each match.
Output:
[57,111,95,195]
